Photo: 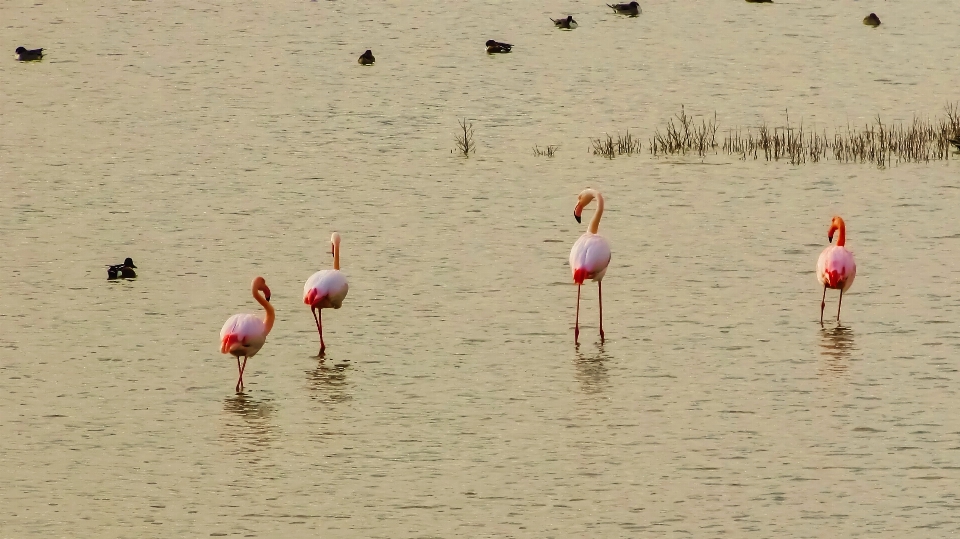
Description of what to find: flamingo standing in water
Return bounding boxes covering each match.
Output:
[816,216,857,325]
[220,276,275,391]
[304,232,349,355]
[570,188,612,344]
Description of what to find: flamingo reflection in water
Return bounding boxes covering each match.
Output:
[221,394,276,456]
[819,326,856,375]
[307,361,353,404]
[574,343,611,394]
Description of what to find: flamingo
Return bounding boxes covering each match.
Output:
[816,216,857,325]
[304,232,349,355]
[570,188,612,344]
[220,276,275,392]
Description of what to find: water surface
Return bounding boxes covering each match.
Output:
[2,0,960,536]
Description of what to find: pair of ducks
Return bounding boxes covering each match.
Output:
[107,258,137,280]
[550,2,641,28]
[489,3,640,54]
[15,47,43,61]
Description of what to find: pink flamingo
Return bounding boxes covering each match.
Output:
[220,276,275,392]
[817,216,857,325]
[570,188,612,344]
[303,232,349,355]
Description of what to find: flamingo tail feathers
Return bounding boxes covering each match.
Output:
[221,333,240,354]
[826,269,844,288]
[304,288,325,307]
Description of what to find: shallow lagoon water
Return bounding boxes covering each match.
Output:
[2,0,960,536]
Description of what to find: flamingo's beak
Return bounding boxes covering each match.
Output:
[574,211,581,223]
[330,244,335,256]
[828,232,834,244]
[264,288,272,302]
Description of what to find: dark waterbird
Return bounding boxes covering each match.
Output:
[551,15,578,29]
[358,50,375,65]
[485,40,513,54]
[863,13,881,27]
[107,258,137,280]
[949,137,960,151]
[15,47,43,61]
[607,2,640,16]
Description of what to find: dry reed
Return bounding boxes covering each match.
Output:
[590,131,641,158]
[453,118,475,156]
[533,144,559,157]
[649,106,719,158]
[717,103,960,166]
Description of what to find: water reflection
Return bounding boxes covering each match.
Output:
[220,394,276,455]
[574,343,610,394]
[307,359,352,404]
[819,325,856,375]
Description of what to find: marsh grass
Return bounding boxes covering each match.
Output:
[650,106,718,158]
[715,103,960,166]
[533,145,559,157]
[723,108,960,166]
[591,131,641,158]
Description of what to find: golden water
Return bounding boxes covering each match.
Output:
[2,0,960,536]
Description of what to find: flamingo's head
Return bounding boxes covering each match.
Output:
[827,216,845,244]
[574,188,596,224]
[253,276,271,302]
[330,232,341,256]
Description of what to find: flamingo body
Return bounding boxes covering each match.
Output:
[816,246,856,291]
[305,232,349,355]
[570,233,611,284]
[219,276,274,391]
[220,314,269,358]
[570,188,610,344]
[303,270,349,309]
[817,216,856,324]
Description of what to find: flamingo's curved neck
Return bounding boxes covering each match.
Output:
[333,241,341,271]
[836,220,846,247]
[589,192,604,235]
[254,288,275,333]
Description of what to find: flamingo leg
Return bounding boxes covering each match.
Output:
[837,289,843,323]
[236,356,247,392]
[598,282,604,342]
[312,307,325,356]
[820,285,827,326]
[575,284,581,345]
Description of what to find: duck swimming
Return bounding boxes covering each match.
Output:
[485,40,513,54]
[863,13,881,26]
[15,47,43,61]
[551,15,578,29]
[358,50,375,65]
[607,2,640,16]
[107,258,137,280]
[949,136,960,151]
